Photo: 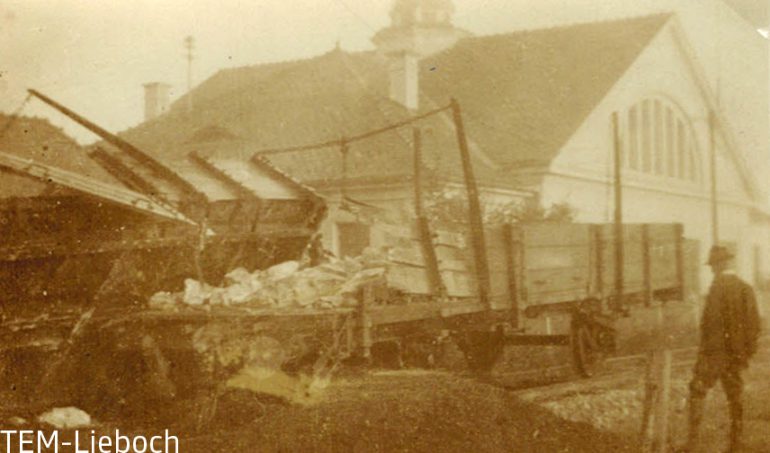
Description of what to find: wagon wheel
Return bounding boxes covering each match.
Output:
[570,319,605,378]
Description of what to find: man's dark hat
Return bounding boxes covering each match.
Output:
[706,245,734,265]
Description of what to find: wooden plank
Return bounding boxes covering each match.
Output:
[385,262,475,297]
[388,247,469,272]
[525,266,590,290]
[374,223,466,249]
[521,223,591,247]
[503,224,520,328]
[0,151,195,224]
[524,247,590,270]
[524,289,590,307]
[642,224,653,306]
[434,243,468,262]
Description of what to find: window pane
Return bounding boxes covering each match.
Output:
[641,101,651,172]
[628,107,639,170]
[654,100,664,175]
[693,143,701,182]
[688,143,697,181]
[677,121,686,178]
[666,108,675,176]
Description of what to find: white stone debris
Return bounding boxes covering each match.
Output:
[37,407,92,429]
[7,416,27,426]
[149,251,389,310]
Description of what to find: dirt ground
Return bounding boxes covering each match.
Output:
[2,302,768,452]
[179,302,770,452]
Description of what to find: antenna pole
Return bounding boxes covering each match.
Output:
[184,36,195,115]
[709,110,719,245]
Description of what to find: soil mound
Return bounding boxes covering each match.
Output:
[184,370,640,453]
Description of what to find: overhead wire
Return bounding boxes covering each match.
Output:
[252,103,451,156]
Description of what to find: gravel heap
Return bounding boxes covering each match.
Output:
[183,371,640,453]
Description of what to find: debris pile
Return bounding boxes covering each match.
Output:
[148,251,387,310]
[37,407,92,429]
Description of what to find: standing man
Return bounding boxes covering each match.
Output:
[684,245,761,452]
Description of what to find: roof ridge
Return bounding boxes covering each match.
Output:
[214,47,378,76]
[458,12,673,44]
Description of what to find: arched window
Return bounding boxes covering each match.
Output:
[622,98,701,183]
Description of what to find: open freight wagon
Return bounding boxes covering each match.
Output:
[72,220,694,422]
[332,221,694,375]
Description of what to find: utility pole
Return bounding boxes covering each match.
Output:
[612,111,625,313]
[709,110,719,245]
[184,35,195,115]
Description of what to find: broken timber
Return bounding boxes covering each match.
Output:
[0,150,193,224]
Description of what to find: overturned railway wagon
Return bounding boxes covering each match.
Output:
[0,91,325,411]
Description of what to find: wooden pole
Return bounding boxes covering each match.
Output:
[413,127,424,216]
[709,110,719,245]
[450,98,491,308]
[652,349,672,453]
[413,127,446,297]
[340,139,349,207]
[640,348,672,453]
[642,224,652,307]
[612,111,625,313]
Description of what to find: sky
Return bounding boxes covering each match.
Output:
[0,0,767,146]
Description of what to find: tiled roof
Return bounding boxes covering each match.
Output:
[121,14,671,190]
[0,114,121,197]
[419,13,671,169]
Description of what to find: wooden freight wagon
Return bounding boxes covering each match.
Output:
[343,221,695,375]
[109,220,694,410]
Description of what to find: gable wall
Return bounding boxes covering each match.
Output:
[542,22,770,292]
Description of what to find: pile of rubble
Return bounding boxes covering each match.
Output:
[148,251,387,310]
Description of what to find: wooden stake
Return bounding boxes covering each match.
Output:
[450,98,491,308]
[640,306,673,453]
[413,127,446,297]
[612,111,625,313]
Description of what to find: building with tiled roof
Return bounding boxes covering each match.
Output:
[120,1,770,292]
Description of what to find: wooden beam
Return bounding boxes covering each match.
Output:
[89,147,167,203]
[28,89,207,205]
[0,150,194,225]
[503,224,520,328]
[642,224,652,307]
[413,127,446,297]
[450,98,491,309]
[612,111,625,313]
[188,151,259,200]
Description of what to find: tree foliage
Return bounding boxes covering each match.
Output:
[422,187,574,231]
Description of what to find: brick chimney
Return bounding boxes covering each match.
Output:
[143,82,171,121]
[373,0,469,111]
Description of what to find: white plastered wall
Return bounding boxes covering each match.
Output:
[541,21,769,293]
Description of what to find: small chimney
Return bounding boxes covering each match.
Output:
[143,82,171,121]
[389,53,419,111]
[372,0,469,111]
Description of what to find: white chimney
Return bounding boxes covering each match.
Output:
[389,53,419,111]
[372,0,469,111]
[143,82,171,121]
